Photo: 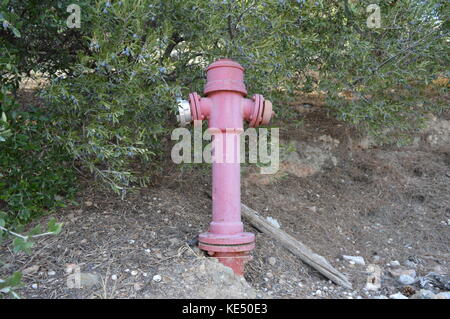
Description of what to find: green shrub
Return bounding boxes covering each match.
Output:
[42,0,312,194]
[42,0,449,194]
[0,110,76,226]
[1,0,78,227]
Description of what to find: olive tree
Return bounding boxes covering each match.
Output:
[41,0,448,193]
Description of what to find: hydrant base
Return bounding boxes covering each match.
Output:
[198,232,255,276]
[213,251,252,276]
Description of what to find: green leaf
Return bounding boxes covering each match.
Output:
[47,218,63,235]
[10,25,21,38]
[12,237,33,254]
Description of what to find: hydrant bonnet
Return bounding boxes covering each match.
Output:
[204,59,247,96]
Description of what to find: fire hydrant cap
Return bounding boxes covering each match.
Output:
[204,59,247,95]
[206,59,245,72]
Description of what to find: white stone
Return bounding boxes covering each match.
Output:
[417,289,436,299]
[398,274,415,285]
[130,270,138,276]
[389,292,408,299]
[390,260,400,267]
[266,217,280,229]
[48,270,56,276]
[153,274,162,282]
[436,292,450,299]
[342,255,365,265]
[111,274,117,281]
[268,257,277,266]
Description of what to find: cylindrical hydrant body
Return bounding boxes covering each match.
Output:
[178,59,273,275]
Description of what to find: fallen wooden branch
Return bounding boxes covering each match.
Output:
[241,203,353,289]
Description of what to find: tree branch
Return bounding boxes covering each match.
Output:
[162,32,184,61]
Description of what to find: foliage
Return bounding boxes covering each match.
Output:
[42,0,314,194]
[42,0,449,195]
[0,111,76,225]
[0,0,92,91]
[0,1,76,297]
[1,1,77,227]
[0,216,63,298]
[310,0,449,138]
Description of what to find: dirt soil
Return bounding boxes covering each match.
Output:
[1,91,449,299]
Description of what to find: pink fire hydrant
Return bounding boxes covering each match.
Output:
[177,59,273,275]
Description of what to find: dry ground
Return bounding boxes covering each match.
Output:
[1,91,449,299]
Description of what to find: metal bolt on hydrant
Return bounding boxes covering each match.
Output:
[177,59,274,275]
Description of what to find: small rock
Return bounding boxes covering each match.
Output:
[111,274,118,281]
[133,283,142,291]
[412,289,436,299]
[308,206,317,213]
[390,260,401,267]
[366,264,381,291]
[79,272,100,288]
[84,201,93,206]
[389,268,416,278]
[153,274,162,282]
[268,257,277,266]
[342,255,365,265]
[130,270,138,276]
[23,265,39,275]
[389,292,408,299]
[398,274,416,285]
[65,263,78,274]
[31,284,38,289]
[432,265,446,275]
[48,270,56,276]
[366,283,380,291]
[266,216,281,229]
[418,272,450,290]
[435,292,450,299]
